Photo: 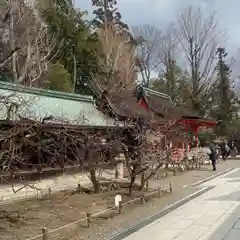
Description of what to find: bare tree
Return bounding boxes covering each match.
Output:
[133,24,182,100]
[97,24,137,94]
[158,25,180,99]
[132,24,163,87]
[0,0,57,86]
[176,6,220,113]
[158,25,178,73]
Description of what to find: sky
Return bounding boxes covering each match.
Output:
[76,0,240,47]
[76,0,240,76]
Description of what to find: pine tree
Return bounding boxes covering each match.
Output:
[151,59,179,100]
[213,47,239,136]
[150,63,192,108]
[165,58,180,101]
[91,0,128,31]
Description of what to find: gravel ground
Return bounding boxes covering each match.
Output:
[1,159,239,240]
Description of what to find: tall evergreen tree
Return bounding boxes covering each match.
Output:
[212,47,239,136]
[151,59,179,100]
[91,0,128,31]
[41,0,99,94]
[150,63,193,108]
[165,58,179,101]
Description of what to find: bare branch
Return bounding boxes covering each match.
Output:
[0,47,20,68]
[175,6,221,113]
[132,24,163,86]
[176,7,219,88]
[0,0,58,86]
[97,24,137,94]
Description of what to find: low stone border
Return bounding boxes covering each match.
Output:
[182,168,234,188]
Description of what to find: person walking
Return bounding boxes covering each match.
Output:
[220,142,226,161]
[209,142,217,171]
[225,142,231,159]
[221,142,230,160]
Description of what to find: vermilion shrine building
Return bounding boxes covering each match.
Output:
[100,87,217,152]
[138,87,217,147]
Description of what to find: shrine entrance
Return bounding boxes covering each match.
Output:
[175,118,217,148]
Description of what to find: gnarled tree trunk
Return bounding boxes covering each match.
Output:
[90,169,101,193]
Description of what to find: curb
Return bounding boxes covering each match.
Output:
[182,168,234,188]
[107,186,213,240]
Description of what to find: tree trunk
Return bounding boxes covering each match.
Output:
[165,163,169,169]
[140,172,145,190]
[72,51,77,93]
[9,3,18,81]
[129,175,136,196]
[128,165,137,196]
[90,169,101,193]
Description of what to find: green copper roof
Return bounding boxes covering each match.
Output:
[0,81,94,103]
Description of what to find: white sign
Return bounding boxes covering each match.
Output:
[115,194,122,207]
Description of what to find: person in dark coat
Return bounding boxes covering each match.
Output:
[209,142,217,171]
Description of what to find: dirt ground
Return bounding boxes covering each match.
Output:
[1,185,158,240]
[0,160,239,240]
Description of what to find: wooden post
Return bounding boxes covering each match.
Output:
[145,180,149,189]
[86,213,91,228]
[115,169,119,179]
[41,227,48,240]
[169,183,172,193]
[77,184,81,193]
[48,188,51,197]
[118,201,123,213]
[157,187,162,197]
[140,196,145,205]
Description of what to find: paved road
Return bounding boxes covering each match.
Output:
[121,168,240,240]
